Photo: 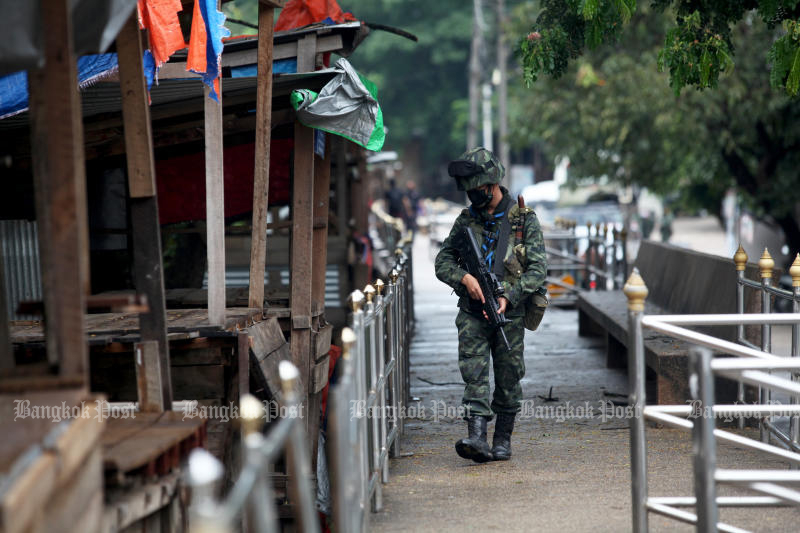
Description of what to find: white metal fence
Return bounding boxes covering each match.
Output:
[624,265,800,533]
[184,244,414,532]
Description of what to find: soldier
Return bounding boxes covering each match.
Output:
[434,147,547,463]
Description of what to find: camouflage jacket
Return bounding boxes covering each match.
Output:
[434,190,547,316]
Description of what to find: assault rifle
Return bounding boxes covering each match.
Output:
[461,226,511,350]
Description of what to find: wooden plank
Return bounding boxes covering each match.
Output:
[0,451,58,533]
[237,332,249,400]
[290,122,315,390]
[296,33,318,73]
[130,198,173,408]
[312,134,331,312]
[314,323,333,360]
[135,340,165,413]
[28,0,88,379]
[47,403,105,487]
[249,3,275,309]
[102,472,180,532]
[41,448,103,533]
[205,84,226,326]
[248,317,286,361]
[117,13,156,198]
[311,354,329,394]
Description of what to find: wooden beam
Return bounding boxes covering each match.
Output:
[118,13,173,409]
[135,340,165,413]
[28,0,89,379]
[311,134,331,309]
[157,34,343,79]
[237,331,250,400]
[259,0,286,8]
[205,84,226,326]
[333,137,348,238]
[296,33,318,73]
[118,15,156,199]
[290,121,314,413]
[248,3,275,309]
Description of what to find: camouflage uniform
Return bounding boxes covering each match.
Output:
[435,164,547,418]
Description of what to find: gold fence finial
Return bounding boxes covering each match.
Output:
[349,290,365,312]
[759,248,774,279]
[389,269,399,284]
[623,268,649,312]
[240,394,265,436]
[733,244,748,271]
[341,327,356,360]
[791,254,800,288]
[364,284,376,303]
[375,279,385,295]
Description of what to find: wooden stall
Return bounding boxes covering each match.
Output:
[0,1,381,530]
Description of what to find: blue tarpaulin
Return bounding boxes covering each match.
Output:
[0,53,118,119]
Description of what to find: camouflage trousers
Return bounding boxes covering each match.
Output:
[455,310,526,418]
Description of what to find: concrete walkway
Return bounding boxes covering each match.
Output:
[371,237,800,532]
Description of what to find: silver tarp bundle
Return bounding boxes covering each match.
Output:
[291,58,385,151]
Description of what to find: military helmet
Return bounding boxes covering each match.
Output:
[447,147,505,191]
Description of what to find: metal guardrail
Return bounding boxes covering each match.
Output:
[328,245,412,532]
[544,219,627,303]
[733,246,800,446]
[184,244,414,533]
[185,362,320,533]
[623,267,800,533]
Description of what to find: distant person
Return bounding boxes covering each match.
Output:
[402,180,420,233]
[660,209,674,243]
[385,179,405,219]
[435,147,547,463]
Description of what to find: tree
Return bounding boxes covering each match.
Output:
[519,0,800,97]
[510,3,800,258]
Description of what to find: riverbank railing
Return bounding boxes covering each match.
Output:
[545,218,627,303]
[328,244,413,532]
[624,267,800,533]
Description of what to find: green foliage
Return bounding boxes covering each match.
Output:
[520,0,800,97]
[769,19,800,96]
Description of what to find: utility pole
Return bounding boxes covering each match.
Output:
[468,0,484,150]
[496,0,509,171]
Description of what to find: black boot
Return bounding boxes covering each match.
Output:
[455,416,492,463]
[491,413,516,461]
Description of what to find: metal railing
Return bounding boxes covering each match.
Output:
[184,245,413,533]
[733,246,800,447]
[545,218,627,303]
[185,362,320,533]
[328,246,413,532]
[624,268,800,533]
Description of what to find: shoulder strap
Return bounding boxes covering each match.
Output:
[492,208,511,280]
[515,195,526,244]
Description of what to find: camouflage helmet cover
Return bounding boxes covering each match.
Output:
[448,147,505,191]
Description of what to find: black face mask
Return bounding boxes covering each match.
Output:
[467,187,493,208]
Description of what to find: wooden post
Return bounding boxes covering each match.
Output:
[311,135,331,310]
[333,137,348,237]
[248,3,276,309]
[205,84,226,326]
[350,145,369,290]
[135,341,165,412]
[290,121,315,426]
[117,14,173,409]
[296,34,318,73]
[28,0,89,380]
[237,331,250,400]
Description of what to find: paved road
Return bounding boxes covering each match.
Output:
[371,237,800,532]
